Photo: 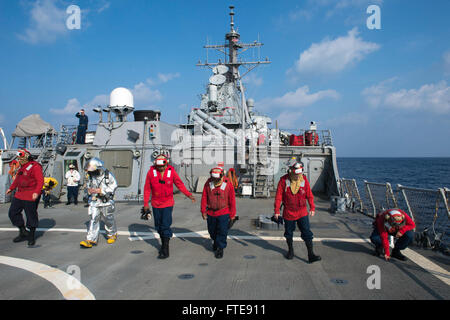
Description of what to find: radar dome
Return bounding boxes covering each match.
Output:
[110,87,134,108]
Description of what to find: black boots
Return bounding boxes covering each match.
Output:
[13,226,36,246]
[285,239,321,263]
[391,248,407,261]
[28,227,36,246]
[13,226,29,243]
[158,237,170,259]
[374,245,383,257]
[215,248,224,259]
[212,240,223,258]
[285,239,294,260]
[305,240,321,263]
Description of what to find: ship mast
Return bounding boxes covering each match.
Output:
[196,6,271,167]
[197,6,271,89]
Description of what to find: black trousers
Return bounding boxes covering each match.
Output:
[42,191,51,207]
[9,196,41,229]
[67,186,79,203]
[76,125,87,144]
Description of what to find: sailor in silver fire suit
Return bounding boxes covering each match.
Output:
[80,158,118,248]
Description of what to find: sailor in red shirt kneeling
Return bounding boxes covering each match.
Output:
[201,167,236,259]
[274,160,321,263]
[6,149,44,246]
[370,209,415,261]
[143,154,196,259]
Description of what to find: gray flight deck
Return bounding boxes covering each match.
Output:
[0,195,449,300]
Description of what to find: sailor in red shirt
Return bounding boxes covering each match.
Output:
[274,160,321,263]
[201,167,236,259]
[6,149,44,246]
[142,154,195,259]
[370,209,415,261]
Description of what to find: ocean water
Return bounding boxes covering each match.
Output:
[337,158,450,191]
[337,158,450,244]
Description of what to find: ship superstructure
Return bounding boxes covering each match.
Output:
[0,6,340,203]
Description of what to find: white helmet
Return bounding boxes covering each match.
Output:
[289,161,304,174]
[85,158,105,176]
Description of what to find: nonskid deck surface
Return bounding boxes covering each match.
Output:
[0,194,448,300]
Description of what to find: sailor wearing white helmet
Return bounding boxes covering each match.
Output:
[80,157,118,248]
[274,158,321,263]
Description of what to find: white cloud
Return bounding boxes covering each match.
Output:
[274,111,303,129]
[18,0,68,44]
[84,94,109,109]
[97,1,110,13]
[291,28,380,75]
[50,95,110,116]
[50,98,81,115]
[18,0,110,44]
[361,77,398,108]
[242,73,263,87]
[50,72,172,115]
[131,82,162,107]
[146,72,181,86]
[288,9,313,21]
[158,72,180,83]
[259,86,339,110]
[287,0,383,22]
[362,80,450,114]
[333,0,383,10]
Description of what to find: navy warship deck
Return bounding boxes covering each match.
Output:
[0,195,448,300]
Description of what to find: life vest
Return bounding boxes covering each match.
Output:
[15,161,41,191]
[226,168,239,190]
[147,165,175,201]
[206,181,229,211]
[8,161,20,181]
[282,176,308,211]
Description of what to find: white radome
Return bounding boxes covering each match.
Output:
[110,87,134,108]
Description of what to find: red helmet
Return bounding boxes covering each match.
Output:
[210,167,224,178]
[385,209,405,226]
[154,154,168,166]
[17,149,31,158]
[290,162,304,174]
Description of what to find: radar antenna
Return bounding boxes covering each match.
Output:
[196,5,271,82]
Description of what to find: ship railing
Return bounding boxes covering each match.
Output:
[339,178,367,214]
[281,128,334,146]
[340,178,450,253]
[364,181,398,217]
[56,124,98,146]
[396,185,449,250]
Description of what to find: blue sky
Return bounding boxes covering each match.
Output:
[0,0,449,157]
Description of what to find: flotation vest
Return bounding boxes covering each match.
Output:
[147,166,175,201]
[283,177,308,211]
[206,181,229,211]
[226,168,239,190]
